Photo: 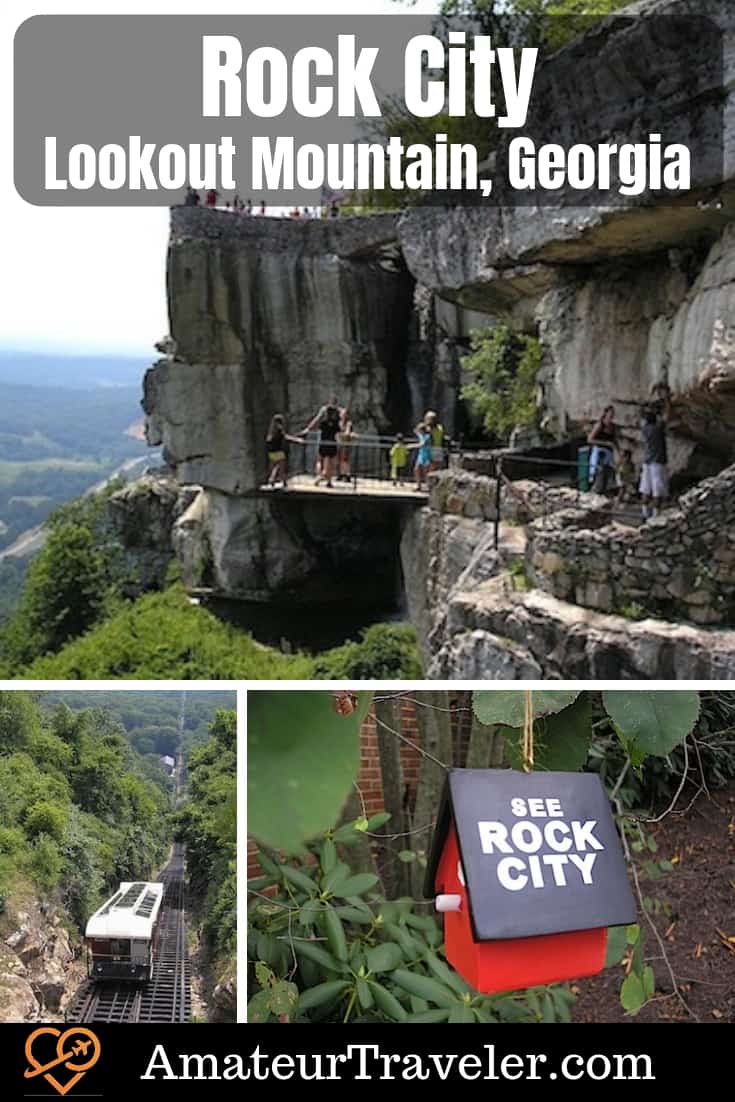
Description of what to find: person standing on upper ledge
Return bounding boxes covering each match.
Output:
[640,383,676,520]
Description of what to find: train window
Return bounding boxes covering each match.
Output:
[110,939,131,957]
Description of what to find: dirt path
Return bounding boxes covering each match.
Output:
[574,781,735,1023]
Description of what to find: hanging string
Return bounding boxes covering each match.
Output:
[522,689,534,773]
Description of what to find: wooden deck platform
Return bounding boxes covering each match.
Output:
[252,475,429,503]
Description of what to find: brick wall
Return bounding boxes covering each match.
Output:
[248,692,472,879]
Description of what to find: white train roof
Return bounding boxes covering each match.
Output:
[86,882,164,940]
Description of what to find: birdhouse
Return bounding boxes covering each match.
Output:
[425,769,636,994]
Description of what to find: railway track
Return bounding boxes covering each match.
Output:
[68,843,192,1024]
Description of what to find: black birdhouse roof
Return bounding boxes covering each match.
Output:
[424,769,637,942]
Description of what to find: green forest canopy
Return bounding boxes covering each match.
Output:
[0,692,172,927]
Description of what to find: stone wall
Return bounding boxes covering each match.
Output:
[527,462,735,626]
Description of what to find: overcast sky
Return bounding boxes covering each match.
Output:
[3,0,439,357]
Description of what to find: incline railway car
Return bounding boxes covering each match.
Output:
[85,882,164,981]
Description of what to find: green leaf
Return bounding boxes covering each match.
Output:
[620,973,646,1013]
[605,926,628,967]
[504,694,592,772]
[423,951,473,997]
[320,838,337,875]
[255,852,281,878]
[406,1009,450,1023]
[369,981,408,1021]
[366,942,404,973]
[354,816,369,833]
[297,980,351,1013]
[550,987,573,1023]
[254,961,272,988]
[384,923,421,958]
[390,969,457,1008]
[323,907,349,962]
[247,988,273,1023]
[448,1004,475,1023]
[248,690,372,852]
[268,980,299,1017]
[366,811,391,830]
[332,820,364,843]
[281,865,317,895]
[322,861,351,894]
[334,905,374,925]
[626,924,641,945]
[294,940,346,973]
[474,690,580,728]
[330,873,379,898]
[398,849,417,862]
[356,977,374,1010]
[541,992,556,1022]
[642,966,656,999]
[602,691,700,757]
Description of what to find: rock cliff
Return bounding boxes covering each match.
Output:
[135,0,735,673]
[0,894,86,1022]
[398,0,735,474]
[403,467,735,678]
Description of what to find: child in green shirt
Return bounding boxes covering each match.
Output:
[389,434,409,484]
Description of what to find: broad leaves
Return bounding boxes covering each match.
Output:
[602,691,700,756]
[248,690,372,852]
[503,694,592,773]
[474,690,580,729]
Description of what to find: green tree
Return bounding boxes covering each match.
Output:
[18,522,107,656]
[24,800,68,843]
[461,324,542,439]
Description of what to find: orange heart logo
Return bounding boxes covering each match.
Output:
[24,1026,101,1096]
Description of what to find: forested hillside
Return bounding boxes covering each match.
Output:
[0,692,172,927]
[0,480,422,679]
[40,690,236,758]
[176,708,237,1019]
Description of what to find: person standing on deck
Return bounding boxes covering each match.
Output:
[414,422,432,492]
[424,410,446,472]
[587,405,618,494]
[301,396,342,488]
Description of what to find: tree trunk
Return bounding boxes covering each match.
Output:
[466,710,505,769]
[374,693,409,898]
[410,691,453,898]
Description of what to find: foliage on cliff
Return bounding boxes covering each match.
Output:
[5,580,420,680]
[175,709,236,995]
[461,324,542,439]
[312,623,423,679]
[0,483,127,667]
[0,692,172,926]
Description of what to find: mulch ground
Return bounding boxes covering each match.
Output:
[573,780,735,1023]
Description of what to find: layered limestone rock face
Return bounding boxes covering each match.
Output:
[106,470,197,594]
[144,209,425,601]
[146,209,413,495]
[0,897,86,1022]
[398,0,735,475]
[172,487,404,604]
[402,468,735,678]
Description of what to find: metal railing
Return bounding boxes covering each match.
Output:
[268,431,461,493]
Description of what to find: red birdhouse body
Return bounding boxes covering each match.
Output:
[425,770,636,995]
[435,823,607,993]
